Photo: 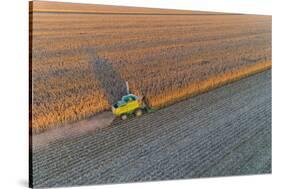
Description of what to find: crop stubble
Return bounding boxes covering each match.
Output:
[31,70,271,187]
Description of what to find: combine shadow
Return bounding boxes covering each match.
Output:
[91,55,127,105]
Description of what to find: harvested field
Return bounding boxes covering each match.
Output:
[30,1,272,131]
[31,70,272,188]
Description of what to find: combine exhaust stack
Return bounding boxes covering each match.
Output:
[126,81,130,94]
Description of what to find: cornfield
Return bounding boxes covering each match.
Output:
[30,1,272,132]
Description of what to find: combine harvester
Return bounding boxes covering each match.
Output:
[111,81,155,120]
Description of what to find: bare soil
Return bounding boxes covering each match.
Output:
[32,111,114,150]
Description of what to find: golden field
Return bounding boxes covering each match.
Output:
[30,1,271,132]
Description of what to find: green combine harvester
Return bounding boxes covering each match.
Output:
[111,81,155,120]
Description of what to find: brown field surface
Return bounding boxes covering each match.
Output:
[32,1,218,14]
[30,1,271,132]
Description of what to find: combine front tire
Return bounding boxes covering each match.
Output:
[121,114,128,120]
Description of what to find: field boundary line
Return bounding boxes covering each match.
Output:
[31,10,244,16]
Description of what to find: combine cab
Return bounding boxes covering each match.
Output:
[112,94,147,120]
